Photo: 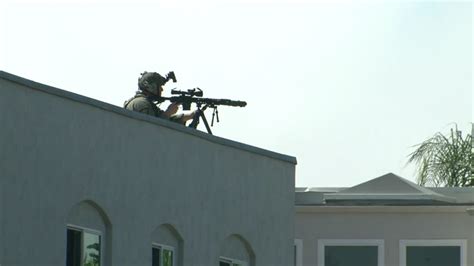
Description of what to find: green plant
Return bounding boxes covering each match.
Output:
[408,124,473,187]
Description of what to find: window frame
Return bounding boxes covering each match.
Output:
[399,239,467,266]
[66,224,104,266]
[317,239,384,266]
[294,239,303,266]
[219,256,248,266]
[152,243,176,266]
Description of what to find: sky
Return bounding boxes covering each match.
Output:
[1,0,472,187]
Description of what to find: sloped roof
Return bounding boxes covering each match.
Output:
[296,173,474,206]
[324,173,457,203]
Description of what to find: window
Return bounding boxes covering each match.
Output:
[219,256,247,266]
[152,244,175,266]
[294,239,303,266]
[317,239,384,266]
[66,226,102,266]
[400,240,467,266]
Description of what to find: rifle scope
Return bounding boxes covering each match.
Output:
[171,88,203,97]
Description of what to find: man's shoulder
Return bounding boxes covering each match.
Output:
[125,93,155,112]
[129,95,150,104]
[125,93,150,105]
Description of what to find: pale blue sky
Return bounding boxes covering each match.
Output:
[1,0,472,187]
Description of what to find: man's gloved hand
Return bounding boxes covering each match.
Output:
[163,102,180,118]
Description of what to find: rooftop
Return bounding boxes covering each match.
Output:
[0,70,296,165]
[296,173,474,206]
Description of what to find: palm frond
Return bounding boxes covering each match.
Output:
[407,124,473,187]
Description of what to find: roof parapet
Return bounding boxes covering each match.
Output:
[0,70,296,165]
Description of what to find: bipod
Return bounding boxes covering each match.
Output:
[210,105,219,127]
[188,103,213,135]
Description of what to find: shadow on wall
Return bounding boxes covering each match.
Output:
[219,234,256,266]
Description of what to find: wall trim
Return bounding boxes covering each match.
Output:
[219,256,248,266]
[294,239,303,266]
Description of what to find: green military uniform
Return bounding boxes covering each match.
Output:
[124,92,164,117]
[124,91,183,122]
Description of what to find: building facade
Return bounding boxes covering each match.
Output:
[295,173,474,266]
[0,71,297,266]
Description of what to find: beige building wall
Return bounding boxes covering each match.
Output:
[295,206,474,266]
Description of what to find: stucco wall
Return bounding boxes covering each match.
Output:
[0,72,296,266]
[295,207,474,266]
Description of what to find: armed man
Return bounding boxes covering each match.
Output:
[124,71,195,124]
[125,70,247,135]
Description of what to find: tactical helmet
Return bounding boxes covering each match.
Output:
[138,71,167,95]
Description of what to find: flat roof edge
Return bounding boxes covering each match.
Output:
[324,193,457,203]
[295,205,474,213]
[0,70,297,165]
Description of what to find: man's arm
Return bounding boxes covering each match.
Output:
[160,102,180,119]
[161,103,196,125]
[180,111,196,123]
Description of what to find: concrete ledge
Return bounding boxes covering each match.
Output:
[0,70,297,164]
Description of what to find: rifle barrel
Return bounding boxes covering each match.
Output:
[197,98,247,107]
[158,96,247,107]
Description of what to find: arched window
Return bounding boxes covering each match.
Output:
[66,200,111,266]
[219,234,255,266]
[151,224,183,266]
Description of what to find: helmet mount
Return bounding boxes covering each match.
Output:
[138,71,177,95]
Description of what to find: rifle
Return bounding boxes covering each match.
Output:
[156,88,247,135]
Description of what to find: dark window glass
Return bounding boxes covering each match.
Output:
[152,247,161,266]
[66,229,82,266]
[219,261,231,266]
[407,246,461,266]
[294,245,297,266]
[325,246,378,266]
